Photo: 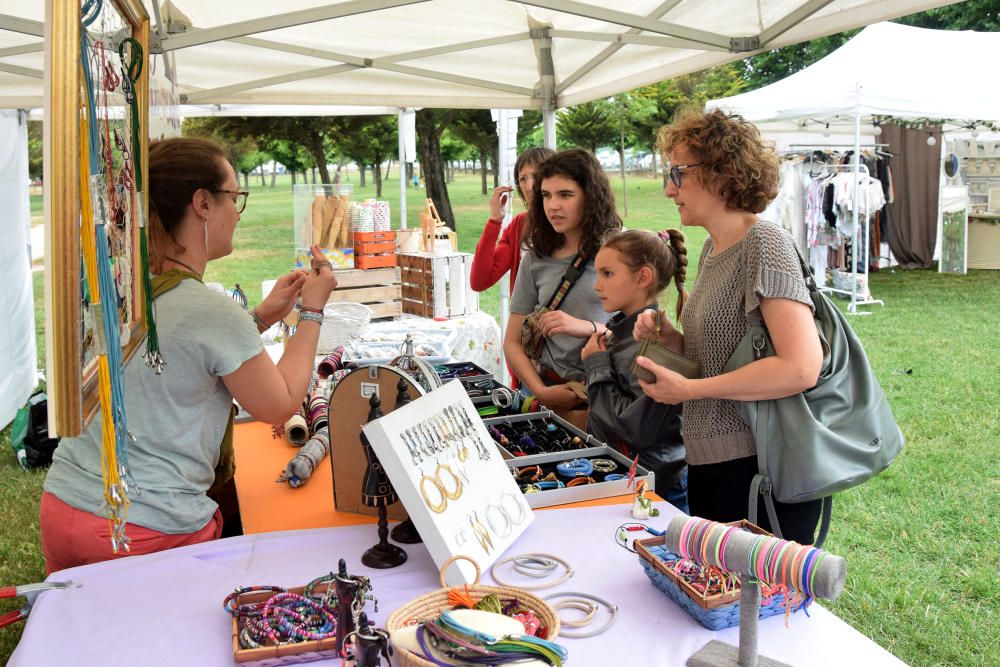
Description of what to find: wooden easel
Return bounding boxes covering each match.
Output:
[418,198,447,252]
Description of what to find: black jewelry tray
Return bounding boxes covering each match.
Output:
[482,410,600,458]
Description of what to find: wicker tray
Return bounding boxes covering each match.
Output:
[318,302,372,354]
[634,521,795,631]
[385,555,561,667]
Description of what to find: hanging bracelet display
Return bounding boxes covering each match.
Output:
[490,552,574,591]
[544,591,618,638]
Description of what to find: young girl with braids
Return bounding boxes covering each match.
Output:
[581,229,689,511]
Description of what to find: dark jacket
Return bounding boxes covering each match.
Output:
[584,305,686,485]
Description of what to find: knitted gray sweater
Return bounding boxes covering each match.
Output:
[680,221,812,465]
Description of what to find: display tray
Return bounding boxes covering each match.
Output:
[483,410,601,458]
[230,584,337,664]
[433,361,493,383]
[505,446,654,509]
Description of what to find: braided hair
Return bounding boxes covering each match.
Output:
[600,229,688,320]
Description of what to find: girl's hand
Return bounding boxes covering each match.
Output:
[581,332,606,360]
[300,245,338,309]
[489,186,514,221]
[634,308,676,345]
[536,384,585,410]
[635,356,690,405]
[256,269,308,325]
[538,310,595,339]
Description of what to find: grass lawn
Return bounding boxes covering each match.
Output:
[1,172,997,665]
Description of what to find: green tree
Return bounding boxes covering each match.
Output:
[557,100,617,154]
[450,109,498,194]
[439,130,473,183]
[516,110,543,153]
[334,116,398,197]
[415,109,458,226]
[27,120,42,181]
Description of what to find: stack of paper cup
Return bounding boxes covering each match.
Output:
[373,200,391,231]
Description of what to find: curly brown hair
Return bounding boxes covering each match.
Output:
[524,149,622,259]
[601,228,689,320]
[657,107,779,214]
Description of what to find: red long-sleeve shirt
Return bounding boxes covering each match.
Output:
[470,212,526,293]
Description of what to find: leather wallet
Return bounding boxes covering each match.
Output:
[631,338,701,382]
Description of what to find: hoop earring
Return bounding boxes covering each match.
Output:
[435,464,463,501]
[420,475,448,513]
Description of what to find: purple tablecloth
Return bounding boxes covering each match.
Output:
[10,502,905,666]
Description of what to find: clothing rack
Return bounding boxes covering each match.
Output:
[784,147,886,314]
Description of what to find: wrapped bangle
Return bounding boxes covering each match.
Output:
[514,465,543,483]
[556,458,594,478]
[298,311,324,326]
[490,552,574,590]
[566,476,596,487]
[250,308,268,332]
[590,458,617,473]
[298,306,324,315]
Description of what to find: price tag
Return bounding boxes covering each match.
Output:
[360,382,379,399]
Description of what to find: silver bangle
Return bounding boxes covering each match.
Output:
[298,311,324,325]
[513,556,558,578]
[490,552,573,590]
[544,591,618,638]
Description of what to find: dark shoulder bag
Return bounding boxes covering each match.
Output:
[722,243,904,547]
[519,253,588,361]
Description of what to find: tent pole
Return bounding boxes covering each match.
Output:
[398,108,407,229]
[850,108,861,313]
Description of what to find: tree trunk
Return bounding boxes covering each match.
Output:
[242,172,250,189]
[416,109,455,228]
[359,164,367,188]
[651,147,658,179]
[491,146,500,188]
[259,164,266,187]
[406,162,414,187]
[479,149,488,195]
[383,159,392,180]
[271,167,277,188]
[374,159,383,198]
[617,145,628,217]
[291,171,297,186]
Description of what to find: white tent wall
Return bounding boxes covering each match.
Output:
[0,109,36,430]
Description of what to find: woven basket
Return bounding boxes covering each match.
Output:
[317,302,373,355]
[385,555,561,667]
[634,521,796,631]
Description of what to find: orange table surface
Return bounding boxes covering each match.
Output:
[233,421,647,535]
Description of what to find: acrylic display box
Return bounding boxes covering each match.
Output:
[294,183,355,269]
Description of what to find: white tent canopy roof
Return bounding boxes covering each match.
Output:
[0,1,961,110]
[707,21,1000,130]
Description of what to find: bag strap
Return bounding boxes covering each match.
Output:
[543,252,588,311]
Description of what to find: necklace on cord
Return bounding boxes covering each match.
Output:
[164,256,203,279]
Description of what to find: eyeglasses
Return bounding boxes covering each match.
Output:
[667,163,701,188]
[518,174,535,186]
[213,189,249,213]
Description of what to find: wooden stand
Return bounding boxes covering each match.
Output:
[328,267,401,320]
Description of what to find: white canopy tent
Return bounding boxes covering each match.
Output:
[706,21,1000,131]
[0,1,963,428]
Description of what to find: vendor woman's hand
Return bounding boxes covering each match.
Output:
[536,384,585,411]
[255,269,308,326]
[489,186,514,221]
[634,308,677,346]
[580,331,606,360]
[538,310,596,339]
[300,245,338,309]
[635,356,691,405]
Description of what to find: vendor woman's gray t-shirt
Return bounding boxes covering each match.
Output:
[510,251,609,383]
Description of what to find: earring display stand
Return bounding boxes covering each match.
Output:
[363,380,534,586]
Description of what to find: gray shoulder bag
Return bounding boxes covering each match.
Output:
[722,242,904,547]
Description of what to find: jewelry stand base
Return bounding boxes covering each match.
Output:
[687,640,791,667]
[390,518,423,544]
[361,541,408,569]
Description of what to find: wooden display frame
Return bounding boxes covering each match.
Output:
[44,0,150,436]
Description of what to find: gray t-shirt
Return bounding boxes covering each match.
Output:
[510,251,609,382]
[44,279,263,533]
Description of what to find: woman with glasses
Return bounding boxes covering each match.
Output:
[40,137,338,572]
[470,147,555,292]
[632,108,825,544]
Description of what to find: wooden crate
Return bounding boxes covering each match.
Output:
[398,251,478,318]
[328,266,401,320]
[231,584,338,663]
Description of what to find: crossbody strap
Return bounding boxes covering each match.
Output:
[543,252,588,311]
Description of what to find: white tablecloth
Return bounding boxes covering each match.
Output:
[10,502,904,667]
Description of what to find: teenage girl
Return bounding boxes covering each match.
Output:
[505,149,622,418]
[582,229,689,511]
[470,147,555,292]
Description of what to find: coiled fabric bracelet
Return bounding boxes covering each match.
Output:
[490,552,574,590]
[544,591,618,638]
[604,473,626,481]
[556,458,594,477]
[590,458,617,473]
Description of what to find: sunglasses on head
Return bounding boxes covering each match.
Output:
[667,163,701,188]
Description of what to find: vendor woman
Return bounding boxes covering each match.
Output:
[40,137,337,573]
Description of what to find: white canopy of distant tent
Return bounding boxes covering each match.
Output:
[706,21,1000,132]
[0,1,963,428]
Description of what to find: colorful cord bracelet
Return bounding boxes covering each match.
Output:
[566,476,596,487]
[590,458,617,473]
[544,591,618,638]
[556,458,594,478]
[604,473,626,481]
[514,465,543,483]
[490,552,574,591]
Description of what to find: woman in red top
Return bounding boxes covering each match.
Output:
[470,147,555,292]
